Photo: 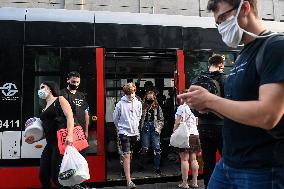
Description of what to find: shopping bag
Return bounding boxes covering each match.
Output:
[170,122,190,148]
[58,145,90,186]
[57,125,89,155]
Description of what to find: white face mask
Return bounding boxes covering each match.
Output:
[38,89,48,99]
[217,0,244,48]
[218,0,276,48]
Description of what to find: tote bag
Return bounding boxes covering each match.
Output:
[170,105,190,148]
[57,125,89,155]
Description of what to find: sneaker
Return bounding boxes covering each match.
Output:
[154,168,161,176]
[178,183,189,189]
[127,181,136,189]
[71,184,87,189]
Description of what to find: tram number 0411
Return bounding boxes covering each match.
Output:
[0,120,20,129]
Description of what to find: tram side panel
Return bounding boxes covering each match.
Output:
[0,20,24,161]
[95,23,183,49]
[25,21,94,46]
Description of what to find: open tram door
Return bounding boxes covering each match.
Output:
[104,48,186,181]
[0,46,106,188]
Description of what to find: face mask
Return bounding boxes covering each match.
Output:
[218,0,276,48]
[38,89,48,99]
[146,99,154,104]
[130,93,135,98]
[68,83,78,90]
[217,0,244,48]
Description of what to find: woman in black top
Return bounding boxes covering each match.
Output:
[25,81,74,189]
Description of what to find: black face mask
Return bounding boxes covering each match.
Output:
[146,99,154,104]
[68,83,78,90]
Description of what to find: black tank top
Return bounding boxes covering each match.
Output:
[40,98,66,144]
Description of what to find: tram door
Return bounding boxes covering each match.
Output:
[104,49,183,180]
[18,46,105,186]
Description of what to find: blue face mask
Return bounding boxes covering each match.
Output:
[38,89,48,99]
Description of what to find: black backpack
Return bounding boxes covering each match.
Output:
[192,73,221,97]
[192,72,224,119]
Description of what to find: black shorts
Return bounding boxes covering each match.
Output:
[118,134,138,155]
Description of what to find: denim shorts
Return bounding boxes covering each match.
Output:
[118,134,138,155]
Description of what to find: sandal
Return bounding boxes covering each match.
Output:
[178,183,189,189]
[189,183,199,188]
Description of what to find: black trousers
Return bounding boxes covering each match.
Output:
[198,124,223,187]
[40,144,63,189]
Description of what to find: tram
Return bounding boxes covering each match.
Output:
[0,7,283,188]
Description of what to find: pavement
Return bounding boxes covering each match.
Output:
[95,180,205,189]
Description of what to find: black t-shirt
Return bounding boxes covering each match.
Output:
[145,108,155,122]
[61,88,89,130]
[223,35,284,169]
[40,98,66,144]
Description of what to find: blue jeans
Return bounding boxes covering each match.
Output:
[141,121,161,169]
[208,158,284,189]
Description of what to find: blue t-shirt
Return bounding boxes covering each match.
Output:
[223,35,284,169]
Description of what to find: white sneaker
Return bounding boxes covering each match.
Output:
[127,181,136,189]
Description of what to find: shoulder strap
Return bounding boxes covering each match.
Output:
[211,79,221,96]
[256,34,284,75]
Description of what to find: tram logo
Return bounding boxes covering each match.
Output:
[0,83,19,101]
[0,83,18,96]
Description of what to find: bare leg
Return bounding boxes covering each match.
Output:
[179,152,190,186]
[190,152,199,186]
[122,153,132,184]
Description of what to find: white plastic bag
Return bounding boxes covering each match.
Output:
[170,122,190,148]
[58,145,90,186]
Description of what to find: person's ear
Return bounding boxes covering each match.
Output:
[241,1,251,16]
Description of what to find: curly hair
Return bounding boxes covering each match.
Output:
[208,54,224,66]
[123,82,136,95]
[207,0,258,17]
[142,90,159,110]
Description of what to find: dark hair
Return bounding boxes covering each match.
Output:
[142,90,159,109]
[208,54,224,66]
[42,81,60,97]
[207,0,258,17]
[67,71,80,79]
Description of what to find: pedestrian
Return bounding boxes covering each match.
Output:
[173,97,201,189]
[192,54,226,188]
[139,90,164,175]
[61,71,90,142]
[25,81,74,189]
[61,71,91,189]
[182,0,284,188]
[113,82,142,189]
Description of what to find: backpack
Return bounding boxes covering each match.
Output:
[192,73,222,97]
[192,72,224,119]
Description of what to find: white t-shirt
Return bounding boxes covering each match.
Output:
[175,104,199,135]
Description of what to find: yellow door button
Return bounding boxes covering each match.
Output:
[92,116,97,121]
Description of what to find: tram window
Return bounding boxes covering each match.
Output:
[184,51,211,86]
[222,53,236,74]
[35,53,60,72]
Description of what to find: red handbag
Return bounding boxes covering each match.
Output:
[57,125,89,155]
